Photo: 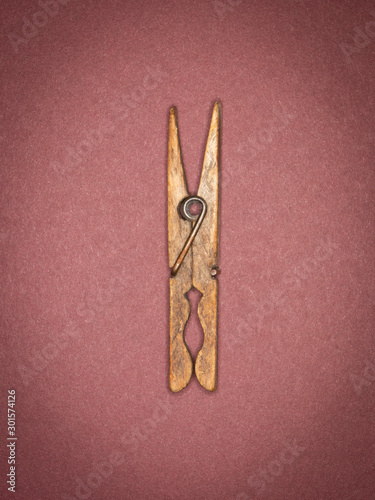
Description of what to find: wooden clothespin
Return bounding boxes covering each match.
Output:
[168,102,221,392]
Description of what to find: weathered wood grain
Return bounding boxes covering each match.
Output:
[194,102,220,391]
[168,107,193,392]
[168,103,221,392]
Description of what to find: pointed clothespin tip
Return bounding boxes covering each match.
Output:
[213,101,222,114]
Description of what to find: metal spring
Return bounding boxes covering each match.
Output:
[170,196,207,276]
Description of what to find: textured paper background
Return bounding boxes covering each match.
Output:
[1,0,375,499]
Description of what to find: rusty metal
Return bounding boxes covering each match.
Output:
[170,196,207,277]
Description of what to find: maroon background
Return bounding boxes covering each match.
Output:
[1,0,375,499]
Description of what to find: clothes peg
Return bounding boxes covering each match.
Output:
[168,102,221,392]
